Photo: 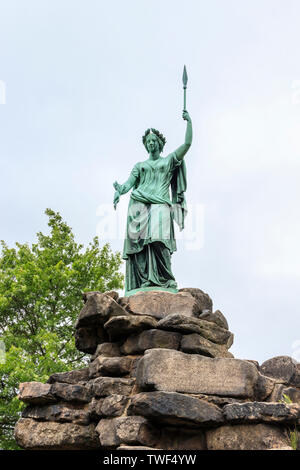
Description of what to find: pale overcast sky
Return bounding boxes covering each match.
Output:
[1,0,300,363]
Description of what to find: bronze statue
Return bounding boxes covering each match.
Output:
[113,67,192,296]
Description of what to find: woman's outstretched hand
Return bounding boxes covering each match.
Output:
[113,181,122,209]
[182,110,192,123]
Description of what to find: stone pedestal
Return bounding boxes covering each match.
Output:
[14,289,300,450]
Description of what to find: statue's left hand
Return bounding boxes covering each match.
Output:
[113,181,122,193]
[113,191,120,210]
[182,110,191,123]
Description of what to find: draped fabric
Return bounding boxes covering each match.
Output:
[121,152,187,294]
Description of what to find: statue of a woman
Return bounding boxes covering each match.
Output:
[113,110,192,296]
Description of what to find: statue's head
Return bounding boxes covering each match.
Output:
[142,128,166,154]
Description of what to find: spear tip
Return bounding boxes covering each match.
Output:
[182,65,188,87]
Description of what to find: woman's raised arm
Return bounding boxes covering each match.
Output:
[174,110,193,161]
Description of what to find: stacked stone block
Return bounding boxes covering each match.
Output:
[14,289,300,450]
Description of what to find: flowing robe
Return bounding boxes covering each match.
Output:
[119,152,187,294]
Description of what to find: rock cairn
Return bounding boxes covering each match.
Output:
[14,289,300,450]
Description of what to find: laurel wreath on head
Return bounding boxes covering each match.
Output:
[142,128,166,152]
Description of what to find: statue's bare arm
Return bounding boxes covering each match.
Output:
[174,110,193,161]
[113,171,138,209]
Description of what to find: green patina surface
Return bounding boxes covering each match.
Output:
[113,70,192,295]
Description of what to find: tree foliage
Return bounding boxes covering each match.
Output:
[0,209,124,449]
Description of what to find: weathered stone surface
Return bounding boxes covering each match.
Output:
[51,383,92,403]
[76,292,128,328]
[254,373,276,401]
[75,326,108,354]
[179,288,213,312]
[290,363,300,388]
[89,356,133,379]
[117,445,159,450]
[22,403,90,425]
[157,314,233,347]
[180,333,233,358]
[18,382,56,405]
[196,395,247,407]
[91,342,121,361]
[89,377,135,397]
[118,297,129,309]
[121,329,181,355]
[223,401,300,424]
[260,356,297,384]
[47,368,90,385]
[136,349,259,398]
[128,391,224,427]
[15,418,99,450]
[159,428,206,450]
[104,315,158,341]
[101,394,129,417]
[206,423,290,450]
[127,291,200,319]
[104,291,119,302]
[88,398,105,420]
[281,386,300,404]
[96,416,158,448]
[199,310,228,330]
[245,360,260,368]
[267,383,286,402]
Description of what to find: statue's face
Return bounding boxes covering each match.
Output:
[146,134,160,153]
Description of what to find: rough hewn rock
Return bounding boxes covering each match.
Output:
[88,398,105,420]
[121,330,181,355]
[89,356,133,379]
[47,368,90,385]
[117,445,159,450]
[180,333,233,358]
[127,291,200,319]
[22,403,90,425]
[89,377,135,397]
[101,394,129,417]
[206,423,290,450]
[260,356,297,384]
[157,314,233,347]
[118,297,129,309]
[91,342,121,360]
[199,310,228,330]
[196,395,247,407]
[159,428,206,450]
[136,349,259,398]
[51,383,92,403]
[15,287,299,452]
[76,292,128,328]
[128,391,224,427]
[223,401,300,424]
[104,315,158,341]
[267,383,286,402]
[179,288,213,312]
[254,373,276,401]
[290,363,300,388]
[18,382,56,405]
[75,326,108,354]
[96,416,158,448]
[14,418,99,450]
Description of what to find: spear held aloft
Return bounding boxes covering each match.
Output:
[182,65,188,111]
